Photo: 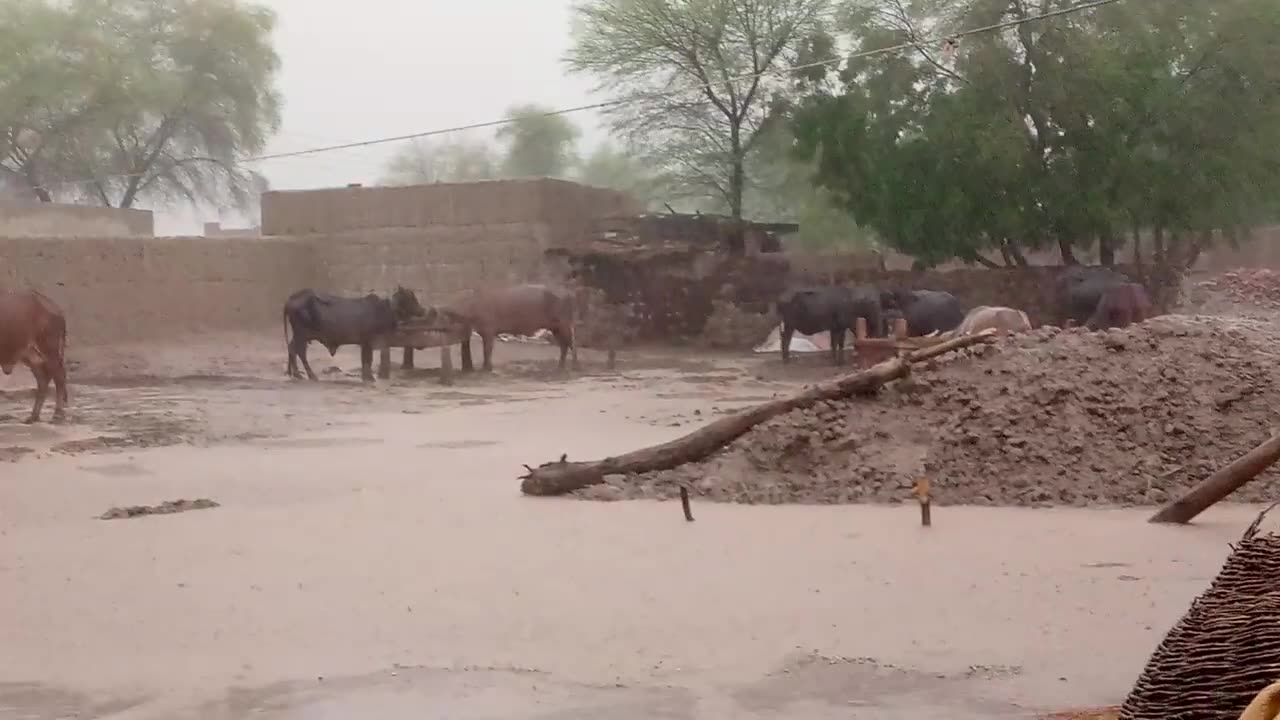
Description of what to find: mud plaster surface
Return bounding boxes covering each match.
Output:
[0,314,1275,719]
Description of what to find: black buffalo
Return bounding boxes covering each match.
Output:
[777,285,884,365]
[882,289,964,337]
[1054,266,1132,327]
[283,286,425,382]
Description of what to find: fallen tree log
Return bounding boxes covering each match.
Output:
[1149,430,1280,524]
[519,329,999,496]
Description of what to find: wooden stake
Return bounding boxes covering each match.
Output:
[913,477,932,527]
[680,486,694,522]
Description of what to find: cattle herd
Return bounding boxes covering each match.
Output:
[778,265,1154,365]
[0,266,1152,425]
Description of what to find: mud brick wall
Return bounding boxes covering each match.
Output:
[0,202,153,237]
[0,235,312,344]
[262,178,640,236]
[1,226,557,345]
[313,225,556,302]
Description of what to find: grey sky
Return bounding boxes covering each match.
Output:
[153,0,603,235]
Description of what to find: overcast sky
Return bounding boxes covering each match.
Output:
[153,0,604,234]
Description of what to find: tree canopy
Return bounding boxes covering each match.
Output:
[0,0,281,209]
[496,103,581,179]
[791,0,1280,267]
[566,0,830,218]
[381,136,498,185]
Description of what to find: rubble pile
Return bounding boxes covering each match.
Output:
[585,316,1280,507]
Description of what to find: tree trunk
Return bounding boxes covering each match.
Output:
[1131,219,1142,266]
[518,330,1001,496]
[1057,235,1078,265]
[1004,239,1029,267]
[1150,431,1280,524]
[1098,233,1115,266]
[1154,226,1166,264]
[728,123,744,220]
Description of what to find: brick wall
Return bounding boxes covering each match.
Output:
[261,178,640,236]
[0,235,310,344]
[0,202,153,237]
[0,224,559,344]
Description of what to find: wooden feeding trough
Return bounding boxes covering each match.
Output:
[849,317,952,367]
[376,313,472,385]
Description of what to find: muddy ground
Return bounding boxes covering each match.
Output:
[1,283,1278,719]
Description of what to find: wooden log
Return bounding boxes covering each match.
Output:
[519,329,999,496]
[1149,430,1280,524]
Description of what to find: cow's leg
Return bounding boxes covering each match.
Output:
[360,344,375,383]
[481,332,496,372]
[378,345,392,380]
[402,347,415,370]
[295,340,318,381]
[568,325,579,370]
[24,362,50,424]
[832,327,845,366]
[552,329,570,370]
[47,352,68,422]
[780,323,795,364]
[460,332,475,373]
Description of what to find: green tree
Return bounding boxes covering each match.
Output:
[566,0,831,219]
[1,0,282,209]
[495,103,581,179]
[792,0,1280,267]
[575,141,665,208]
[381,136,498,185]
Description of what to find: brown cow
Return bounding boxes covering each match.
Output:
[444,284,578,372]
[956,305,1032,336]
[0,290,69,423]
[1086,282,1153,331]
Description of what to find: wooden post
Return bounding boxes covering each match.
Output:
[1149,430,1280,524]
[913,477,932,527]
[854,316,868,339]
[893,318,908,339]
[402,347,415,370]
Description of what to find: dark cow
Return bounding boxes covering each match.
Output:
[777,285,883,365]
[0,290,69,423]
[1086,282,1153,331]
[882,288,964,337]
[1054,266,1131,327]
[444,284,578,372]
[283,286,425,382]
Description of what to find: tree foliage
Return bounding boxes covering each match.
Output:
[575,140,665,208]
[381,136,498,185]
[496,103,581,179]
[566,0,831,218]
[792,0,1280,267]
[0,0,282,209]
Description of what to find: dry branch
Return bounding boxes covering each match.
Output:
[1149,431,1280,524]
[518,329,999,496]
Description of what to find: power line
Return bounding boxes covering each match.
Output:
[42,0,1126,190]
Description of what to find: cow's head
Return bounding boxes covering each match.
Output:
[390,286,427,321]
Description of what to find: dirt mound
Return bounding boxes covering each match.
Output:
[583,316,1280,507]
[1196,268,1280,310]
